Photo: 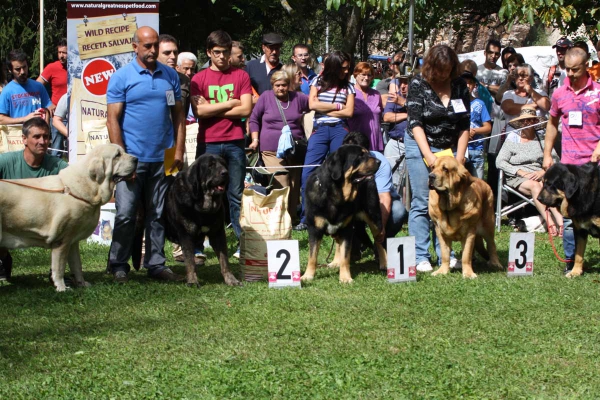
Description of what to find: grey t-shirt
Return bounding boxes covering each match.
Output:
[476,64,508,87]
[54,94,68,120]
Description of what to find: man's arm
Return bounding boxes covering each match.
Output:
[193,97,241,119]
[106,102,125,148]
[383,111,407,123]
[221,93,252,118]
[543,114,560,169]
[0,110,45,125]
[376,191,392,243]
[52,115,68,137]
[36,76,48,86]
[171,100,185,173]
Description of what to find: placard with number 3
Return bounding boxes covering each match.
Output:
[267,240,301,288]
[387,237,417,283]
[507,232,534,277]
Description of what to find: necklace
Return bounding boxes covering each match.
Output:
[278,96,290,110]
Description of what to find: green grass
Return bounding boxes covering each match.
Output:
[2,226,600,399]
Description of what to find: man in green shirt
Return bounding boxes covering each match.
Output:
[0,117,68,280]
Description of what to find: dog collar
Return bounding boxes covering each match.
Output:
[0,179,95,206]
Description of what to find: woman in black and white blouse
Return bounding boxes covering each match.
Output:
[405,44,471,272]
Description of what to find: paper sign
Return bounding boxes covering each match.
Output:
[507,232,535,277]
[76,16,137,60]
[267,240,301,288]
[451,99,467,113]
[164,147,179,176]
[423,148,453,167]
[387,236,417,283]
[568,111,582,127]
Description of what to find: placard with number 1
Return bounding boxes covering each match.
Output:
[387,237,417,283]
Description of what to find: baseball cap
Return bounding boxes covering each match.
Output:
[552,37,573,49]
[262,33,283,45]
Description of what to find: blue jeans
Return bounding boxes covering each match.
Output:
[300,122,349,223]
[563,218,575,265]
[109,161,171,275]
[49,124,66,157]
[387,197,407,238]
[466,148,485,179]
[196,139,245,240]
[405,134,455,264]
[383,138,406,195]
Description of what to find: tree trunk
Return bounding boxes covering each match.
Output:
[341,5,363,56]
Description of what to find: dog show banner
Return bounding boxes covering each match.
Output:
[66,0,159,161]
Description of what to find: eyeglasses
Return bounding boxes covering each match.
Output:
[211,49,231,57]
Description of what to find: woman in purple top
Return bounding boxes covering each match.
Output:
[249,70,309,222]
[348,62,383,151]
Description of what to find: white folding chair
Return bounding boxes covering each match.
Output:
[495,170,536,232]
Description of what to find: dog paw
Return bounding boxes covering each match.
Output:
[75,281,92,288]
[301,274,314,282]
[565,271,582,278]
[339,277,354,284]
[432,268,448,276]
[463,271,478,279]
[186,281,201,288]
[224,274,242,286]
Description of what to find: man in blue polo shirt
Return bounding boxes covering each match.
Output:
[291,43,317,95]
[245,33,283,95]
[106,26,186,283]
[0,49,52,125]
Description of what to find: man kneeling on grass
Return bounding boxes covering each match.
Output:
[0,118,68,281]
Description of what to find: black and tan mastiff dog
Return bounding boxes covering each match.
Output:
[538,162,600,277]
[163,154,241,287]
[301,145,386,284]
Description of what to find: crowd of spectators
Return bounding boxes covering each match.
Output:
[1,28,600,283]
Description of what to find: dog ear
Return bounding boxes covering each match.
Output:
[329,152,344,181]
[564,172,579,199]
[88,157,105,184]
[457,161,472,186]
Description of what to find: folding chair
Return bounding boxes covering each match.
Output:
[495,170,535,232]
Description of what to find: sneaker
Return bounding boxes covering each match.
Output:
[233,248,240,259]
[450,258,462,270]
[416,260,433,272]
[150,268,184,282]
[293,223,308,231]
[0,253,13,281]
[114,270,128,283]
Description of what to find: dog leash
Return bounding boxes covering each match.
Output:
[545,209,572,263]
[0,179,94,206]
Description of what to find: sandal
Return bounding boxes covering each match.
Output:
[548,224,558,237]
[558,225,564,238]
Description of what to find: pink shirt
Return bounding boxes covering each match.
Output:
[550,75,600,165]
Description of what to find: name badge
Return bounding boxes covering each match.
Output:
[568,111,582,126]
[166,90,175,106]
[451,99,467,113]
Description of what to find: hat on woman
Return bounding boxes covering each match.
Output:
[508,105,547,129]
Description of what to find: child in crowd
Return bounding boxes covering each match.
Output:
[461,71,491,179]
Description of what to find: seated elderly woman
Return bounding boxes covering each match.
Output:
[249,70,309,223]
[496,105,563,236]
[500,63,550,139]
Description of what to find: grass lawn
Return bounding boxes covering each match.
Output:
[2,225,600,399]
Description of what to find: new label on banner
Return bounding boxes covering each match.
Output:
[267,240,301,288]
[387,236,417,283]
[507,232,535,276]
[81,58,116,96]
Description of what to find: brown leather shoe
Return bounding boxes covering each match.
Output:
[150,268,184,282]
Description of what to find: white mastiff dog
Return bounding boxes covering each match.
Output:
[0,144,137,291]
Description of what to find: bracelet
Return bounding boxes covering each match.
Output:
[252,138,259,142]
[336,103,341,111]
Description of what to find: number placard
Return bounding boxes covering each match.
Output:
[507,232,535,277]
[387,237,417,283]
[267,240,301,288]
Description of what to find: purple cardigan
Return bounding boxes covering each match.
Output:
[249,90,309,151]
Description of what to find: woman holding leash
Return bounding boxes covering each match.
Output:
[295,50,355,231]
[249,70,309,223]
[496,106,563,236]
[348,62,383,151]
[405,44,471,272]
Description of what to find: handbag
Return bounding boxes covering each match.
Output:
[275,93,295,158]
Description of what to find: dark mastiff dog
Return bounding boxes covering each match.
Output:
[301,145,387,284]
[538,162,600,277]
[163,154,241,287]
